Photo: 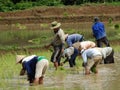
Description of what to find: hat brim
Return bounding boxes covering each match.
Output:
[16,58,24,64]
[16,55,26,64]
[50,23,61,29]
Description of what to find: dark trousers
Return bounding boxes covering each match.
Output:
[104,49,114,64]
[51,45,63,65]
[97,37,110,47]
[69,48,79,67]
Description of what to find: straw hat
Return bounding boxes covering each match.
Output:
[50,21,61,29]
[16,55,26,64]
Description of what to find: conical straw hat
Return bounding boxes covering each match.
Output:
[16,55,26,64]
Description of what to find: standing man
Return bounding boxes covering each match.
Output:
[16,55,49,85]
[65,33,84,47]
[92,17,110,47]
[45,21,66,70]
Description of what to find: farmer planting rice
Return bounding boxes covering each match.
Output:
[65,33,84,47]
[80,48,103,75]
[16,55,49,85]
[80,46,114,75]
[72,40,96,50]
[61,46,79,67]
[45,21,66,70]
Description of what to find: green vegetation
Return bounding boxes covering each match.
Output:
[0,50,83,89]
[0,22,120,51]
[0,43,120,89]
[0,21,120,90]
[0,0,120,12]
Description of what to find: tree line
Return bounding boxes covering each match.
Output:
[0,0,120,12]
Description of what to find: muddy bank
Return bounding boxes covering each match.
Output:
[0,5,120,25]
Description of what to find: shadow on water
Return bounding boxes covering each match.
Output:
[2,55,120,90]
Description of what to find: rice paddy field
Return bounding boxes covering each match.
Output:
[0,21,120,90]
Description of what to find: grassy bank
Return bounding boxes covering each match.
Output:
[0,22,120,51]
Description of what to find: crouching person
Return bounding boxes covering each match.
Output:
[81,48,102,75]
[96,47,114,64]
[72,40,96,51]
[61,47,79,67]
[16,55,49,86]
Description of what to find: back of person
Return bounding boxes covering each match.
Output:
[66,34,84,47]
[82,48,102,59]
[92,17,110,47]
[101,47,114,64]
[80,41,96,50]
[92,21,106,40]
[92,17,106,40]
[72,41,96,50]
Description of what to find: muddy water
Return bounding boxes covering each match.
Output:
[2,55,120,90]
[43,55,120,90]
[44,64,119,90]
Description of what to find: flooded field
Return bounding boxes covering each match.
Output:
[0,53,120,90]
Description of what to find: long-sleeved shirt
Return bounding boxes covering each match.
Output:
[66,34,83,47]
[81,48,102,63]
[51,28,65,46]
[92,21,106,40]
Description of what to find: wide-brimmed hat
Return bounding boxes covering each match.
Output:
[16,55,26,64]
[50,21,61,29]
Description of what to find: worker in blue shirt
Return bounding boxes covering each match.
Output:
[65,33,84,47]
[92,17,110,47]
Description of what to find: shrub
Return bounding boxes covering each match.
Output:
[35,0,62,6]
[0,0,14,12]
[108,18,113,25]
[14,2,33,10]
[114,24,119,29]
